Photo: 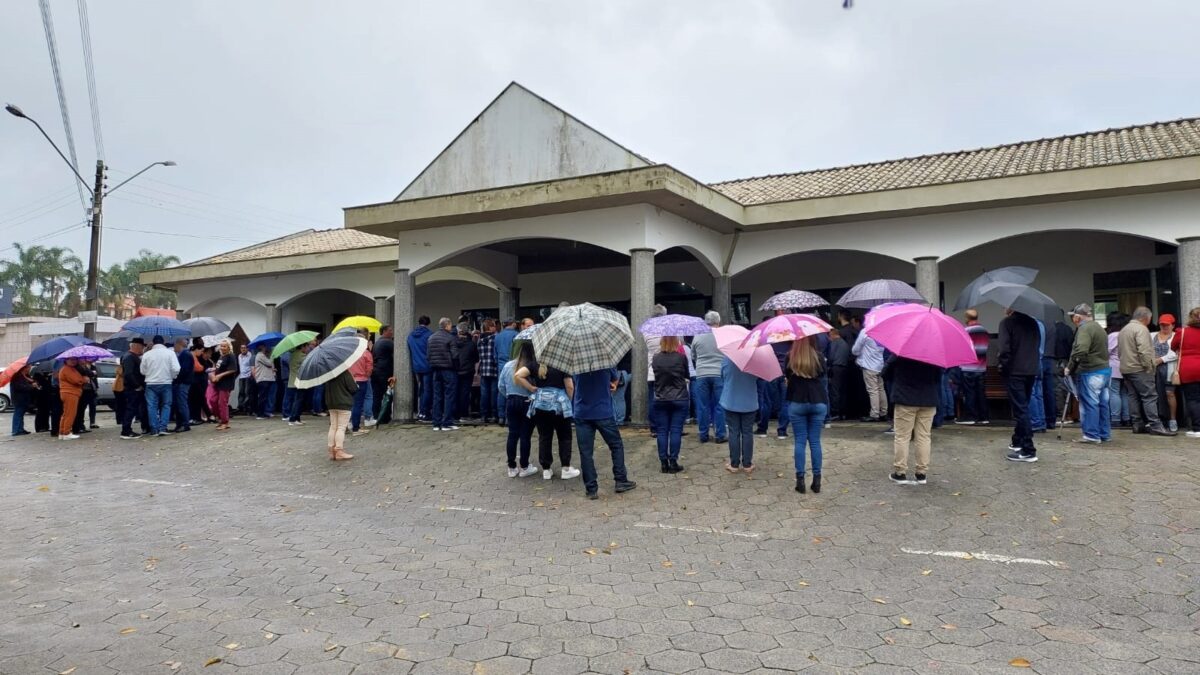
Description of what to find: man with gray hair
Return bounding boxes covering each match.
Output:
[690,311,727,443]
[1066,303,1111,444]
[1119,307,1176,436]
[427,317,460,431]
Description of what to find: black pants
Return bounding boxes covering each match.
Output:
[1123,372,1163,432]
[122,389,146,434]
[73,389,95,433]
[370,374,390,423]
[456,374,473,419]
[35,389,54,432]
[828,366,846,417]
[190,381,209,421]
[1179,382,1200,432]
[1006,374,1036,453]
[534,409,573,470]
[505,397,534,468]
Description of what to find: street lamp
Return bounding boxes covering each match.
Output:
[6,103,175,338]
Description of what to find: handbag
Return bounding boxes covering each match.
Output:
[1170,327,1184,386]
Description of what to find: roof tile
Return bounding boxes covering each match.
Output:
[182,228,394,266]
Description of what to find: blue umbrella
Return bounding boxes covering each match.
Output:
[123,316,191,338]
[102,329,139,353]
[247,331,286,350]
[28,335,96,363]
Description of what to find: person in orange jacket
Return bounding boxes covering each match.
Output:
[57,357,90,440]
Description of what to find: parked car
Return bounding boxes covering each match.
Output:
[0,358,118,413]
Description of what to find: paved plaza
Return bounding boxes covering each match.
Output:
[0,414,1197,674]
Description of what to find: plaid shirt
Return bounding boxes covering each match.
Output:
[478,333,498,378]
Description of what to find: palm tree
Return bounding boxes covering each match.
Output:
[0,244,49,314]
[123,249,181,309]
[99,263,136,318]
[36,247,83,316]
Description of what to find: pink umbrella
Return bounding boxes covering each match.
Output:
[863,303,976,368]
[713,325,782,381]
[740,314,833,349]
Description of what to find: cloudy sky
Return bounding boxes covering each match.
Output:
[3,0,1198,267]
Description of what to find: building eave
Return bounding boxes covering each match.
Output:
[140,244,396,289]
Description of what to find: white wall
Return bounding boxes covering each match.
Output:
[399,84,649,200]
[281,290,374,335]
[187,297,267,339]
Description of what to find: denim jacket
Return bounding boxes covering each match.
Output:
[528,387,572,418]
[498,360,521,399]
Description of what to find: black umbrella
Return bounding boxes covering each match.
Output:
[102,329,139,353]
[182,316,231,337]
[953,266,1039,311]
[295,333,368,388]
[973,281,1063,327]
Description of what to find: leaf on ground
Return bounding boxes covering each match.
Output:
[685,571,698,576]
[1050,515,1060,523]
[686,600,695,606]
[951,491,962,496]
[335,598,348,604]
[1009,657,1032,668]
[776,472,784,478]
[583,548,598,556]
[119,627,137,635]
[533,501,544,507]
[979,512,989,517]
[418,613,431,619]
[58,667,76,674]
[941,623,957,630]
[323,644,339,652]
[224,643,238,649]
[37,485,50,492]
[797,581,810,587]
[1155,557,1164,565]
[264,633,274,640]
[921,570,932,576]
[899,617,912,626]
[203,657,222,667]
[872,598,888,604]
[661,561,674,568]
[812,537,824,544]
[163,662,181,671]
[384,486,391,492]
[883,636,896,645]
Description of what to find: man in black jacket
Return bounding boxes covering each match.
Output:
[427,317,460,431]
[172,338,194,433]
[998,310,1041,462]
[454,325,479,422]
[370,325,394,425]
[120,338,148,439]
[885,356,943,485]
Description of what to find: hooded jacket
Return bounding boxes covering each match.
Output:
[406,325,432,374]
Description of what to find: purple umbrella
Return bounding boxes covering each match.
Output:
[836,279,925,309]
[55,344,114,361]
[639,314,711,337]
[759,290,828,312]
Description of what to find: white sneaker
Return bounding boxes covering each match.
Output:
[507,467,519,478]
[61,434,80,440]
[543,469,553,480]
[519,465,539,478]
[351,429,370,436]
[561,466,580,480]
[443,425,460,431]
[1168,420,1178,432]
[365,418,378,428]
[1186,431,1200,438]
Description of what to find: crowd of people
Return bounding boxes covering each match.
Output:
[10,299,1199,499]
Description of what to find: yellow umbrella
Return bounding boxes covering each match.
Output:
[333,315,382,334]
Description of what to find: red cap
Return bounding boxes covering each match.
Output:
[1159,313,1176,325]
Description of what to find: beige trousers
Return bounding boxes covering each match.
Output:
[863,369,888,418]
[327,409,350,450]
[893,404,934,474]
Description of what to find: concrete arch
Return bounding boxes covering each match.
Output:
[657,245,721,277]
[416,265,507,291]
[278,288,375,309]
[184,296,264,315]
[941,228,1173,263]
[730,248,912,280]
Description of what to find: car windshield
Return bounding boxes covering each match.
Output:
[95,362,117,378]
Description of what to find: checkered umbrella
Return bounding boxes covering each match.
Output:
[531,303,633,375]
[836,279,925,309]
[759,290,828,312]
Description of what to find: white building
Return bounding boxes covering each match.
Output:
[143,83,1200,423]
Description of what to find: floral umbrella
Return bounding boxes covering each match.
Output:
[739,314,833,348]
[56,344,115,361]
[759,290,828,312]
[638,314,711,337]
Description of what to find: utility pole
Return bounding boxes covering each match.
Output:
[84,159,105,340]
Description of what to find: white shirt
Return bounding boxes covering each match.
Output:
[140,344,181,385]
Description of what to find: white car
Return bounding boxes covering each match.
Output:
[0,358,118,412]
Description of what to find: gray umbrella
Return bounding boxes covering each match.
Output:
[295,333,368,388]
[836,279,925,309]
[973,281,1063,327]
[953,266,1039,311]
[182,316,231,337]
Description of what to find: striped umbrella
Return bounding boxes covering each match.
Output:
[532,303,633,375]
[836,279,925,309]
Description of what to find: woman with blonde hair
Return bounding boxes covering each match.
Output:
[651,335,691,473]
[514,346,578,480]
[785,336,828,494]
[209,340,239,430]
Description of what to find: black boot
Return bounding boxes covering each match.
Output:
[661,460,670,474]
[669,459,685,473]
[795,473,806,493]
[811,474,821,494]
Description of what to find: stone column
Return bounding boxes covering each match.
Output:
[630,248,656,425]
[914,256,940,308]
[373,296,391,326]
[712,274,732,324]
[1180,237,1200,319]
[499,288,517,321]
[265,303,281,333]
[394,268,415,423]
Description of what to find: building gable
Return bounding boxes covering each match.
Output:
[396,82,651,201]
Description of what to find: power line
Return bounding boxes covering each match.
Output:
[106,193,301,240]
[109,170,332,228]
[37,0,87,210]
[0,195,80,233]
[117,185,309,236]
[105,226,258,243]
[0,221,87,256]
[0,187,77,222]
[75,0,104,159]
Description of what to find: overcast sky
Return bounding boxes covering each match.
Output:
[3,0,1198,268]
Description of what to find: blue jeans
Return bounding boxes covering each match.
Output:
[1006,374,1036,453]
[934,371,955,426]
[575,417,629,494]
[173,383,191,429]
[505,396,533,468]
[286,387,304,422]
[282,387,296,421]
[756,378,787,434]
[350,380,371,431]
[256,380,276,417]
[312,385,325,414]
[11,400,28,435]
[145,383,173,434]
[432,369,456,427]
[960,370,987,422]
[1109,377,1131,423]
[788,402,827,477]
[652,399,688,461]
[611,371,629,425]
[480,376,498,420]
[417,372,433,418]
[1078,369,1112,440]
[725,409,755,468]
[692,376,726,441]
[1030,372,1046,430]
[1040,357,1057,428]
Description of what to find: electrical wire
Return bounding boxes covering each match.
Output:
[106,194,304,240]
[108,170,331,229]
[116,186,308,236]
[75,0,104,159]
[0,221,87,256]
[38,0,87,210]
[104,226,258,243]
[0,187,77,222]
[0,195,81,233]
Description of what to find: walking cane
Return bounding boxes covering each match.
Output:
[1056,374,1079,441]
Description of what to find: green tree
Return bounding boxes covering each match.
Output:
[122,249,180,309]
[1,244,180,317]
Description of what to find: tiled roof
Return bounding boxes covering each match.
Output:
[183,228,395,266]
[711,117,1200,205]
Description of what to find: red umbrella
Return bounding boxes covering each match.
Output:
[0,357,29,388]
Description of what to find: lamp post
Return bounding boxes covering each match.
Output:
[6,103,174,338]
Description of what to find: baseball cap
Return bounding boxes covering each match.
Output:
[1159,313,1176,325]
[1069,303,1093,318]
